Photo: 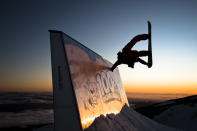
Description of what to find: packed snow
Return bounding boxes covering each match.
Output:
[85,105,178,131]
[35,105,178,131]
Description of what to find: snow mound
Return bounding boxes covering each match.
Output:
[85,105,178,131]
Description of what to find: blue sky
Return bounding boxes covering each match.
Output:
[0,0,197,93]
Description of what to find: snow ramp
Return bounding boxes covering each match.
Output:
[49,30,178,131]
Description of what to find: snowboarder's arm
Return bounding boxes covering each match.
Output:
[111,60,122,71]
[137,58,148,66]
[122,34,149,53]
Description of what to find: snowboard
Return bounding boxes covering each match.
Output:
[148,21,153,68]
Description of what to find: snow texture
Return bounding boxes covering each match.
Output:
[84,105,178,131]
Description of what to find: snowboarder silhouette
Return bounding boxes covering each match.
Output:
[111,21,152,71]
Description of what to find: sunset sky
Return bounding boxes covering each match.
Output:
[0,0,197,94]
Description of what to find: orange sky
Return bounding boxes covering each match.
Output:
[1,68,196,95]
[0,56,196,95]
[119,63,197,95]
[1,81,196,95]
[124,83,197,94]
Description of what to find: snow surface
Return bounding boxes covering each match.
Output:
[35,105,178,131]
[85,105,178,131]
[154,103,197,131]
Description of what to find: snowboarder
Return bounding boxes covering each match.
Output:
[111,21,152,71]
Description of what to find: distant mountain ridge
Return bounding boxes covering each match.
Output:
[136,95,197,118]
[136,95,197,131]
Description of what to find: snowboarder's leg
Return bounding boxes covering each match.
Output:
[137,58,148,66]
[138,50,149,57]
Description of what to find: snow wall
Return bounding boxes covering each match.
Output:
[49,30,129,131]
